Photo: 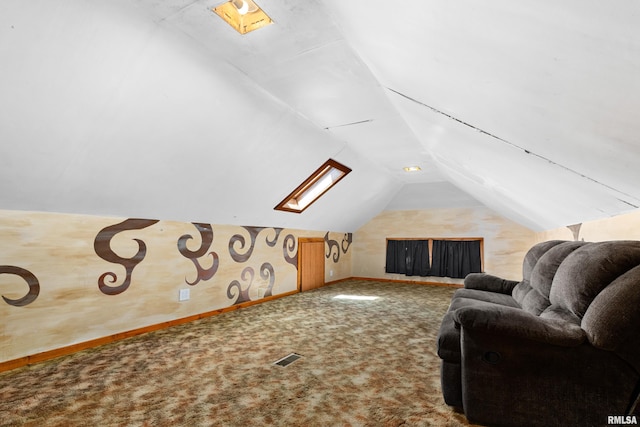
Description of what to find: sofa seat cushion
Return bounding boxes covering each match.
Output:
[452,288,521,307]
[454,303,587,346]
[437,297,520,362]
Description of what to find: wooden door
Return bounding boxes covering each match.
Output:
[298,238,325,291]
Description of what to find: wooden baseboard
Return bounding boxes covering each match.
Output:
[323,276,356,286]
[349,276,464,288]
[0,289,299,374]
[1,277,460,373]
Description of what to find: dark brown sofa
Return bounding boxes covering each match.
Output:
[437,240,640,426]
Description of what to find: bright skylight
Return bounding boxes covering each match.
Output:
[275,159,351,214]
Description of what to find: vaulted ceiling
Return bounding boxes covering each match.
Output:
[1,1,639,232]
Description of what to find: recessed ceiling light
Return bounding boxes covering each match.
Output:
[403,166,422,172]
[232,0,250,15]
[213,0,273,35]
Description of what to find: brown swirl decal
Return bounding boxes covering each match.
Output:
[325,232,341,262]
[325,232,353,263]
[265,228,283,247]
[229,227,283,263]
[94,218,159,296]
[227,266,254,305]
[0,266,40,307]
[260,262,275,297]
[178,223,219,286]
[342,233,353,253]
[283,233,298,269]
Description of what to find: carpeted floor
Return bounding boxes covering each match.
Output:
[0,279,478,426]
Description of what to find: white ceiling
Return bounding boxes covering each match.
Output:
[1,0,639,232]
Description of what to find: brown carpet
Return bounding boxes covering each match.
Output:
[0,279,478,426]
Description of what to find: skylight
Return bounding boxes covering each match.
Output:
[213,0,273,35]
[274,159,351,214]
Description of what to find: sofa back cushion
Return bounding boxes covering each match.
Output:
[521,240,568,281]
[513,241,588,315]
[582,264,640,372]
[550,241,640,320]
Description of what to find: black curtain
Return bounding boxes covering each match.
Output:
[385,240,430,276]
[430,240,482,279]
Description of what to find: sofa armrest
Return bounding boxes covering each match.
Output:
[464,273,520,295]
[453,304,586,347]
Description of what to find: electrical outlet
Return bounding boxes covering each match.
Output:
[330,270,334,277]
[257,286,266,299]
[179,288,190,301]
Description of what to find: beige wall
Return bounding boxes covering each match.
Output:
[535,209,640,242]
[7,205,637,366]
[324,232,353,282]
[352,207,537,284]
[0,210,352,364]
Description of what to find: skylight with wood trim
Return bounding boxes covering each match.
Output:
[275,159,351,213]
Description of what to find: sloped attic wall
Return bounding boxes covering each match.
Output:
[0,1,399,233]
[325,0,640,231]
[4,1,640,234]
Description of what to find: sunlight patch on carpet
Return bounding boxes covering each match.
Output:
[333,295,379,301]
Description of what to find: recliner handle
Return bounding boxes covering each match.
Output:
[482,351,501,365]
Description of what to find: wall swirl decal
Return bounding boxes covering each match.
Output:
[324,232,353,263]
[325,232,341,262]
[342,233,353,253]
[229,227,262,263]
[282,233,298,269]
[260,262,275,297]
[178,223,219,286]
[227,266,254,305]
[229,226,284,263]
[94,218,159,296]
[0,266,40,307]
[265,227,284,247]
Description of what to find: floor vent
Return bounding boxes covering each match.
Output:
[273,353,302,367]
